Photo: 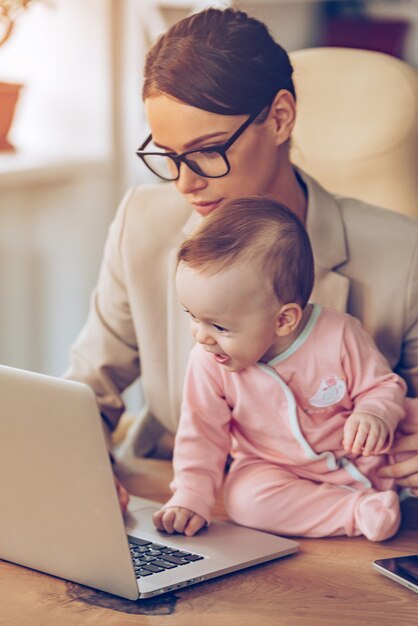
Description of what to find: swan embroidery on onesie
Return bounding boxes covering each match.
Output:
[309,375,347,408]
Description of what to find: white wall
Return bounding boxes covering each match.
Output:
[0,0,113,157]
[0,0,117,376]
[0,166,113,375]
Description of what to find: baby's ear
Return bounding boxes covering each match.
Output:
[275,303,303,336]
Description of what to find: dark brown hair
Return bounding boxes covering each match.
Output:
[178,197,314,308]
[143,8,295,116]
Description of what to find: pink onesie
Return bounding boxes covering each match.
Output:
[165,305,414,540]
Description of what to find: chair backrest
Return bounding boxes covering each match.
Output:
[289,47,418,218]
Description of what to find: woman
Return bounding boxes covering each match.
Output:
[65,8,418,509]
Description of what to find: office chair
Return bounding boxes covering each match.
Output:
[290,47,418,219]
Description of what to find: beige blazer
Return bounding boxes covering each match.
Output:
[65,170,418,452]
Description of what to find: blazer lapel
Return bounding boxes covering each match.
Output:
[166,227,196,419]
[311,266,350,313]
[299,169,350,313]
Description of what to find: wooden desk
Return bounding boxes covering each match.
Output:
[0,459,416,626]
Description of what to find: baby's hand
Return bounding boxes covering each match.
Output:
[153,506,206,537]
[343,412,389,456]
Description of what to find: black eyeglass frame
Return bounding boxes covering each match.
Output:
[135,104,268,181]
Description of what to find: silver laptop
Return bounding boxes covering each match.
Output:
[0,364,299,600]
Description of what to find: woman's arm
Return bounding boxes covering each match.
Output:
[378,403,418,495]
[382,237,418,492]
[397,238,418,396]
[64,189,141,511]
[64,188,141,431]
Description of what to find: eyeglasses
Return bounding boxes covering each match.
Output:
[135,105,266,181]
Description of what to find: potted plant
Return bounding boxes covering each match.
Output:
[0,0,42,151]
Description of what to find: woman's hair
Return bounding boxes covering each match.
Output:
[178,197,314,308]
[143,8,295,116]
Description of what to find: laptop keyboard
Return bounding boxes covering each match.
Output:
[129,538,205,579]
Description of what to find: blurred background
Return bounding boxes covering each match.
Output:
[1,0,418,379]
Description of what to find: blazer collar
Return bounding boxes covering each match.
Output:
[178,169,350,312]
[181,170,348,270]
[297,169,350,313]
[299,168,348,271]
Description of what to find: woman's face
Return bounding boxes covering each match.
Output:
[144,94,290,217]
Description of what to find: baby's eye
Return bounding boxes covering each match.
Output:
[212,323,228,333]
[184,308,198,321]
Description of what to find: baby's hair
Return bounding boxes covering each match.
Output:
[178,197,314,308]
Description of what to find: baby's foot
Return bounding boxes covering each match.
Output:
[354,490,400,541]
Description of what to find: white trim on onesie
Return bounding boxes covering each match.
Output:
[256,304,372,489]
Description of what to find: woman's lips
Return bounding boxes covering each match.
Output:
[192,199,223,216]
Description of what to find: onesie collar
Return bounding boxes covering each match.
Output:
[267,303,322,366]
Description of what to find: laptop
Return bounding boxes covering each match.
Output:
[0,364,299,600]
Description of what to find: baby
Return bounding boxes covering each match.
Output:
[154,196,409,541]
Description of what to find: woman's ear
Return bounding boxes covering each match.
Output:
[275,302,303,336]
[269,89,296,146]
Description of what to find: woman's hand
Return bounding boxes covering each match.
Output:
[153,506,206,536]
[378,431,418,496]
[114,475,130,513]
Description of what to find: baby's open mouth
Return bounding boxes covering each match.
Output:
[214,353,229,364]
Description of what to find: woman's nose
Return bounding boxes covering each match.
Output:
[175,162,207,195]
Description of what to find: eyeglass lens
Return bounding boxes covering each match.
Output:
[142,149,228,181]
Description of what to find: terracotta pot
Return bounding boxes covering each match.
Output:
[0,82,23,151]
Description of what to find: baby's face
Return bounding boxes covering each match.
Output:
[176,261,282,372]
